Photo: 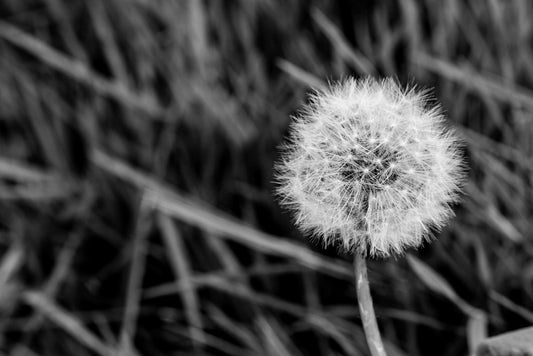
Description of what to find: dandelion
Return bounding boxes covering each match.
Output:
[276,77,464,258]
[275,77,465,356]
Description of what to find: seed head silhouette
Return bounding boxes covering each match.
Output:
[276,78,465,257]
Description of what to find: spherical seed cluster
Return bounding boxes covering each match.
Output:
[276,77,465,258]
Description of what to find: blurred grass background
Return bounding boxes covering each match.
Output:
[0,0,532,355]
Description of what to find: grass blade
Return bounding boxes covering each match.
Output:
[22,291,116,356]
[0,21,163,117]
[157,213,206,348]
[93,150,353,281]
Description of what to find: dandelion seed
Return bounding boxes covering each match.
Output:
[275,77,465,258]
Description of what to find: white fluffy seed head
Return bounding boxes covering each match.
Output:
[275,77,466,258]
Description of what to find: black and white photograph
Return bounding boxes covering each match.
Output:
[0,1,532,355]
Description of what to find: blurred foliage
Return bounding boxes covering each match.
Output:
[0,0,532,355]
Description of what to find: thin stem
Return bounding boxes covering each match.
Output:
[354,253,387,356]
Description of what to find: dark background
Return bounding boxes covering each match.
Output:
[0,1,532,355]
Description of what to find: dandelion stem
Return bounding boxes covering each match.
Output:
[354,253,387,356]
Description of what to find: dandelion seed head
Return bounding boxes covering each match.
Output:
[275,77,466,258]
